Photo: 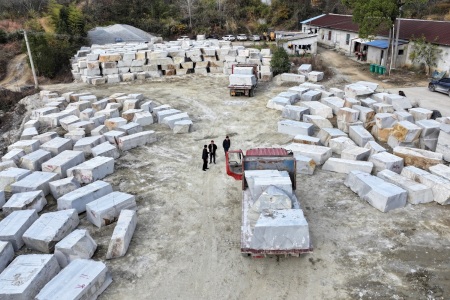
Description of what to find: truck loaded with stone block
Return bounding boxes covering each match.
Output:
[225,147,312,257]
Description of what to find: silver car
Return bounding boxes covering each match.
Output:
[250,34,261,41]
[237,34,248,41]
[223,35,236,41]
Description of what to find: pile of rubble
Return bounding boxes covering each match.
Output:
[267,67,450,212]
[71,40,273,85]
[0,90,189,298]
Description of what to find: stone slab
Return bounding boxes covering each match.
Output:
[73,136,106,158]
[294,154,316,175]
[299,101,333,118]
[104,117,127,130]
[42,150,85,178]
[117,131,156,151]
[2,149,26,164]
[173,120,193,134]
[2,191,47,215]
[0,210,39,250]
[349,125,374,147]
[277,120,314,136]
[7,139,40,154]
[328,136,356,155]
[11,171,60,196]
[49,176,81,200]
[0,241,14,273]
[0,168,32,192]
[35,259,112,300]
[377,169,434,204]
[57,180,112,213]
[266,97,290,110]
[369,152,404,174]
[0,161,16,172]
[106,210,137,259]
[284,143,332,165]
[341,146,371,161]
[322,158,373,174]
[21,127,38,140]
[32,132,58,145]
[19,149,52,171]
[40,137,73,157]
[429,164,450,181]
[54,229,97,268]
[293,134,321,145]
[67,156,114,184]
[92,142,120,159]
[0,254,60,299]
[317,128,347,146]
[86,192,137,228]
[23,209,79,253]
[344,170,407,212]
[281,105,309,121]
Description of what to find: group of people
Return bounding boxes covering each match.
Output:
[202,136,231,171]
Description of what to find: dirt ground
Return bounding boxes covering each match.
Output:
[4,47,449,299]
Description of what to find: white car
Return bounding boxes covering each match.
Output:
[236,34,248,41]
[223,35,236,41]
[250,35,261,41]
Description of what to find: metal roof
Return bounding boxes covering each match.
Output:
[305,14,450,46]
[300,14,326,24]
[363,39,408,49]
[245,148,289,156]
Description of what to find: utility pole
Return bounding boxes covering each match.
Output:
[23,30,39,90]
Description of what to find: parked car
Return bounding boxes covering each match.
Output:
[428,77,450,96]
[250,34,261,41]
[223,35,236,41]
[236,34,248,41]
[207,34,219,39]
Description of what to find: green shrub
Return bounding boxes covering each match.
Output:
[270,46,290,75]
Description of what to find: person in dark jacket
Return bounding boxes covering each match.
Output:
[222,136,231,154]
[208,140,217,164]
[202,145,209,171]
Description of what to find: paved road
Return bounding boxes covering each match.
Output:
[387,86,450,117]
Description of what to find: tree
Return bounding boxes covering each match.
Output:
[271,46,290,75]
[409,35,442,75]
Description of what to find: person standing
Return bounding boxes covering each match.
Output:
[202,145,209,171]
[222,135,231,154]
[208,140,217,164]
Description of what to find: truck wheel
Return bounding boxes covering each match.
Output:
[230,90,233,96]
[249,89,254,97]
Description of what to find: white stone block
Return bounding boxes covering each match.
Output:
[117,122,143,135]
[23,209,79,253]
[317,128,347,146]
[106,210,137,259]
[321,97,345,115]
[341,146,370,161]
[31,107,59,120]
[0,210,39,250]
[293,134,320,145]
[337,107,359,123]
[24,119,40,129]
[60,115,80,131]
[299,101,333,118]
[67,156,114,184]
[0,168,32,192]
[349,125,374,147]
[35,259,112,300]
[307,71,324,82]
[57,180,112,213]
[278,120,314,136]
[54,229,97,268]
[2,149,25,164]
[369,152,404,174]
[409,107,433,122]
[344,170,407,212]
[0,161,16,171]
[278,91,300,104]
[103,130,126,145]
[163,113,190,129]
[300,90,321,101]
[19,149,52,171]
[7,139,40,154]
[2,191,47,215]
[323,157,373,174]
[73,136,106,158]
[303,114,333,129]
[284,143,332,165]
[67,121,95,135]
[0,241,14,273]
[328,136,356,154]
[373,103,394,113]
[280,73,306,83]
[429,164,450,181]
[92,142,120,159]
[64,130,86,142]
[21,127,38,140]
[294,154,316,175]
[91,125,109,136]
[377,169,433,204]
[364,141,386,156]
[86,192,137,228]
[360,98,377,108]
[41,150,85,178]
[32,132,58,144]
[281,105,309,121]
[117,130,156,151]
[376,113,397,129]
[344,84,374,98]
[49,177,81,200]
[401,166,450,205]
[40,137,73,157]
[104,117,127,130]
[298,64,312,75]
[266,97,290,110]
[288,86,309,97]
[156,109,182,124]
[173,120,193,134]
[0,254,60,299]
[11,171,60,196]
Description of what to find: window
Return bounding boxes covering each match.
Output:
[346,34,350,45]
[398,49,404,55]
[328,31,332,40]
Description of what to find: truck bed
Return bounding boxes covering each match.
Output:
[241,189,313,257]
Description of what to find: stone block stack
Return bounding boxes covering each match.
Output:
[71,41,273,84]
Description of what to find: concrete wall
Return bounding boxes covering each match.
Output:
[301,25,358,54]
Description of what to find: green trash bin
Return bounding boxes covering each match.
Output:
[374,65,380,74]
[379,66,386,75]
[370,64,375,73]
